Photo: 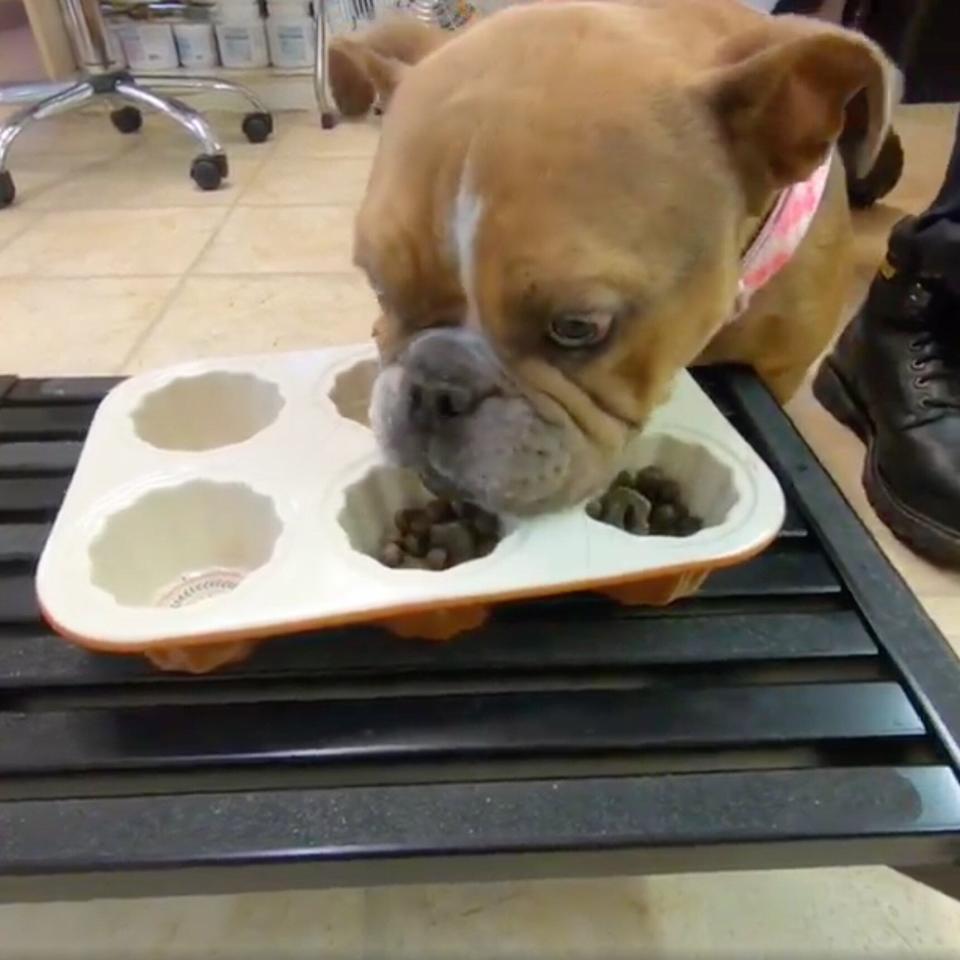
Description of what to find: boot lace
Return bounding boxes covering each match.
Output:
[909,320,960,411]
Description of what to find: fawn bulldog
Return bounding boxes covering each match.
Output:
[332,0,898,515]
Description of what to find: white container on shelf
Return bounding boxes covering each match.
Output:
[266,0,315,69]
[103,19,129,69]
[173,22,220,68]
[212,0,271,69]
[114,22,180,71]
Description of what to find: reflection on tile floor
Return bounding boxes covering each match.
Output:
[1,104,960,955]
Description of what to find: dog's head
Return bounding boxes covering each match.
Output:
[356,0,896,514]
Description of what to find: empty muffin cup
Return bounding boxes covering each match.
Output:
[132,372,284,451]
[328,357,379,427]
[89,480,282,608]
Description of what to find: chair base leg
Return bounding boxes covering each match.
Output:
[0,80,96,208]
[896,866,960,903]
[0,69,275,206]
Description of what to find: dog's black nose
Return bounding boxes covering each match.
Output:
[408,379,477,427]
[401,327,500,431]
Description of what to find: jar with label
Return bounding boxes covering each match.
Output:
[266,0,315,69]
[212,0,271,69]
[102,14,129,69]
[114,21,180,71]
[173,3,220,68]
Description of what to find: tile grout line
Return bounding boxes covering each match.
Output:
[25,146,275,215]
[224,123,282,210]
[0,270,367,282]
[114,276,192,374]
[116,122,374,373]
[115,206,237,373]
[23,141,141,210]
[10,114,371,371]
[0,211,43,256]
[113,121,280,373]
[173,128,277,284]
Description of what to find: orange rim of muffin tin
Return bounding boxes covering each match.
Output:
[40,532,776,674]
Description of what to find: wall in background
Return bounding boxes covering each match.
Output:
[0,0,46,84]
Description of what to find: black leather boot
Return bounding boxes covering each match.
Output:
[813,218,960,566]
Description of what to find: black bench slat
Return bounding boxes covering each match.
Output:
[521,545,839,614]
[0,575,39,623]
[1,367,958,901]
[0,378,14,402]
[0,441,83,474]
[0,682,923,776]
[700,544,839,596]
[0,525,50,565]
[721,368,960,773]
[0,478,70,517]
[1,766,957,891]
[0,609,878,688]
[780,502,807,539]
[0,406,98,441]
[6,378,119,405]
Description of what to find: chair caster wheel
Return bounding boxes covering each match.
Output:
[190,154,228,191]
[321,111,337,130]
[847,129,904,209]
[0,171,15,209]
[242,111,273,143]
[110,106,143,134]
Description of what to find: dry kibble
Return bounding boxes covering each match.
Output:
[429,521,475,565]
[657,478,683,504]
[589,465,701,538]
[469,508,500,539]
[377,497,502,570]
[380,541,404,568]
[476,536,498,558]
[402,531,428,558]
[634,465,668,500]
[603,487,652,534]
[456,501,481,524]
[676,514,703,537]
[650,501,680,534]
[407,511,431,537]
[425,498,455,524]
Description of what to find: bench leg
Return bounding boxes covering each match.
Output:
[896,866,960,902]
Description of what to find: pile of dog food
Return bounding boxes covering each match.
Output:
[378,499,502,570]
[586,466,702,537]
[376,465,700,570]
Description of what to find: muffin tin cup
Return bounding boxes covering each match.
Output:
[37,343,785,673]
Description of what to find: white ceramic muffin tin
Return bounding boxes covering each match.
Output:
[37,343,785,672]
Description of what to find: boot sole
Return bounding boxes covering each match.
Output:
[812,359,960,568]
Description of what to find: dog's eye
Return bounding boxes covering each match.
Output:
[547,312,611,349]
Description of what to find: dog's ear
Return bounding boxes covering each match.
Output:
[328,42,377,117]
[700,15,899,209]
[329,16,449,117]
[329,38,409,116]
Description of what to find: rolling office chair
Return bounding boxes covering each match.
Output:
[0,0,275,208]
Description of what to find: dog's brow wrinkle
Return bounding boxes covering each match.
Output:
[451,166,484,330]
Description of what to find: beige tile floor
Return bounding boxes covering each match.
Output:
[1,103,960,955]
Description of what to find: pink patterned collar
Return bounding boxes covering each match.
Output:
[731,157,833,320]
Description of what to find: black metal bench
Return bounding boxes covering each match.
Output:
[1,367,959,902]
